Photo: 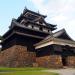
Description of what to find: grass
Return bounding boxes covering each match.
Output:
[0,67,47,71]
[0,67,59,75]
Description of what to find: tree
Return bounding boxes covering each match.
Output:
[0,35,2,40]
[0,35,2,51]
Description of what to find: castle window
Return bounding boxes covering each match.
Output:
[28,25,32,28]
[53,45,62,52]
[40,27,43,31]
[34,26,39,30]
[32,25,34,28]
[43,28,48,32]
[48,30,52,34]
[48,30,50,32]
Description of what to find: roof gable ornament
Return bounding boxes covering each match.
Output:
[23,6,28,13]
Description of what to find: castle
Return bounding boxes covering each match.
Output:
[0,8,75,68]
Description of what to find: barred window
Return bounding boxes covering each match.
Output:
[53,45,62,52]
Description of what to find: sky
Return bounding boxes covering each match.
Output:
[0,0,75,40]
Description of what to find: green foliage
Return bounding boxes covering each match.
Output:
[0,36,1,38]
[0,35,3,40]
[0,36,2,40]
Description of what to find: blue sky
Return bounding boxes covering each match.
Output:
[0,0,75,40]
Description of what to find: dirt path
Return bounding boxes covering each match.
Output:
[44,68,75,75]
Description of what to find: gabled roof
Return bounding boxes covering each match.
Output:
[2,20,51,41]
[45,29,73,40]
[17,8,46,22]
[16,8,57,31]
[34,37,75,49]
[34,29,74,49]
[23,8,47,18]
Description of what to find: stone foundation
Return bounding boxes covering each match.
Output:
[0,45,36,67]
[67,56,75,67]
[36,55,63,68]
[0,45,75,68]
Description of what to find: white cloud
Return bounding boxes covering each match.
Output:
[51,15,67,22]
[31,0,43,5]
[30,0,48,14]
[64,20,75,40]
[31,0,75,40]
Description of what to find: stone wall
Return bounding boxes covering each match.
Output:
[36,55,63,68]
[66,56,75,67]
[0,44,75,68]
[0,45,36,67]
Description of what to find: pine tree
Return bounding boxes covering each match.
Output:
[0,36,2,40]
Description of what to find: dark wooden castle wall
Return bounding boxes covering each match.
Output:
[2,34,17,50]
[2,32,41,50]
[14,26,49,38]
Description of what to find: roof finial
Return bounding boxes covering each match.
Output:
[38,10,40,14]
[25,6,27,10]
[23,6,27,14]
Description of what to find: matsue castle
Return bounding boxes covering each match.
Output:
[0,8,75,68]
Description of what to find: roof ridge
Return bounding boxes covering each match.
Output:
[23,8,47,18]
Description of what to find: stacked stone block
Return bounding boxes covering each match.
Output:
[0,45,36,67]
[67,56,75,67]
[36,55,63,68]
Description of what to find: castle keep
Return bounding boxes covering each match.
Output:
[0,8,75,68]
